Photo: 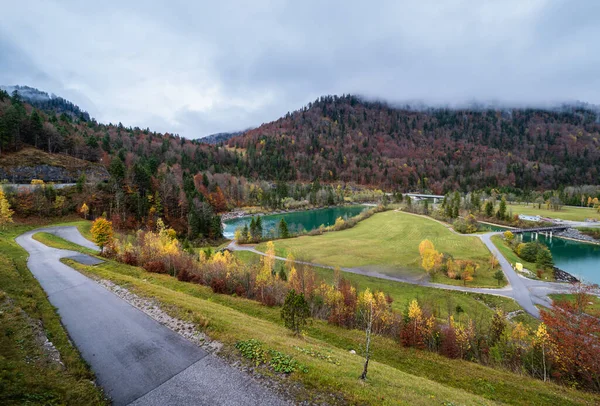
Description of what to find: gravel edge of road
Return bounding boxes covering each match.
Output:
[82,272,319,405]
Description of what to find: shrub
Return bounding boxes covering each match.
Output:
[210,277,227,294]
[452,215,479,234]
[122,250,138,266]
[268,350,307,374]
[143,260,167,274]
[503,230,514,242]
[235,339,268,366]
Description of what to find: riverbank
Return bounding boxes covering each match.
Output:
[555,228,600,246]
[221,202,370,222]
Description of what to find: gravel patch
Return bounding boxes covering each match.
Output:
[556,228,599,243]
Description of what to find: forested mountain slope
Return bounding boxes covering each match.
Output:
[228,95,600,192]
[1,87,599,239]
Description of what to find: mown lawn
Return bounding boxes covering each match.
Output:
[63,253,599,405]
[256,211,502,287]
[0,221,106,405]
[507,203,600,222]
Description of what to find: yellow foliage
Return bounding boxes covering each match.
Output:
[408,299,422,321]
[503,230,514,241]
[91,217,114,251]
[418,239,434,256]
[80,202,90,218]
[0,189,14,229]
[534,323,549,345]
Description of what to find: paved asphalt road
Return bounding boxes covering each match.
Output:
[16,227,288,406]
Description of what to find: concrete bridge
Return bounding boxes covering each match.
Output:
[511,225,569,234]
[403,193,445,203]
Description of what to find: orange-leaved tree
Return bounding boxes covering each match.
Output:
[541,285,600,391]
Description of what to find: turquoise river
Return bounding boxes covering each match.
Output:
[223,205,368,240]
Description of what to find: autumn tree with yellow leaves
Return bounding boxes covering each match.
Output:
[0,188,14,230]
[419,239,443,281]
[91,217,113,253]
[80,202,90,219]
[357,288,392,380]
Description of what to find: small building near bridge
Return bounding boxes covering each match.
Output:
[518,214,541,222]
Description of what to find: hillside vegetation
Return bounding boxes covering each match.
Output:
[45,229,597,405]
[2,88,600,239]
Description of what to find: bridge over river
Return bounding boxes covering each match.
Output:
[510,225,569,234]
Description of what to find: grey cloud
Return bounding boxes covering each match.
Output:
[1,0,598,137]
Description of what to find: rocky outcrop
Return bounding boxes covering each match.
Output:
[556,228,599,244]
[554,267,579,283]
[0,164,109,183]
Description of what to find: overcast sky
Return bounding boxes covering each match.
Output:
[1,0,598,138]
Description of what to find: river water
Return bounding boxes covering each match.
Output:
[223,205,368,240]
[482,224,600,285]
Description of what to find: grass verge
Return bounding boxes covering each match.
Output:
[33,232,97,255]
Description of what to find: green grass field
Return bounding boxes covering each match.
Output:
[62,247,598,405]
[256,211,502,287]
[0,221,105,405]
[507,203,600,222]
[490,235,555,281]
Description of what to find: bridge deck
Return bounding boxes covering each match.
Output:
[511,226,568,234]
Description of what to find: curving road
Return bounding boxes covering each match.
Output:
[228,230,576,319]
[16,226,288,406]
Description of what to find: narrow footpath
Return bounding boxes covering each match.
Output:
[16,226,288,406]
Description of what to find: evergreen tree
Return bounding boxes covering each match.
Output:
[278,218,289,238]
[281,290,310,335]
[485,200,494,217]
[497,197,507,220]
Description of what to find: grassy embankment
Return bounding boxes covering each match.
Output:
[256,210,503,288]
[0,220,105,405]
[548,294,600,317]
[59,250,599,404]
[233,250,533,326]
[490,235,555,281]
[506,203,600,222]
[34,228,600,404]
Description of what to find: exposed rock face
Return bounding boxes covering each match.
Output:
[0,164,109,183]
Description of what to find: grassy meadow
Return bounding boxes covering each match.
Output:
[506,203,600,222]
[256,211,502,287]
